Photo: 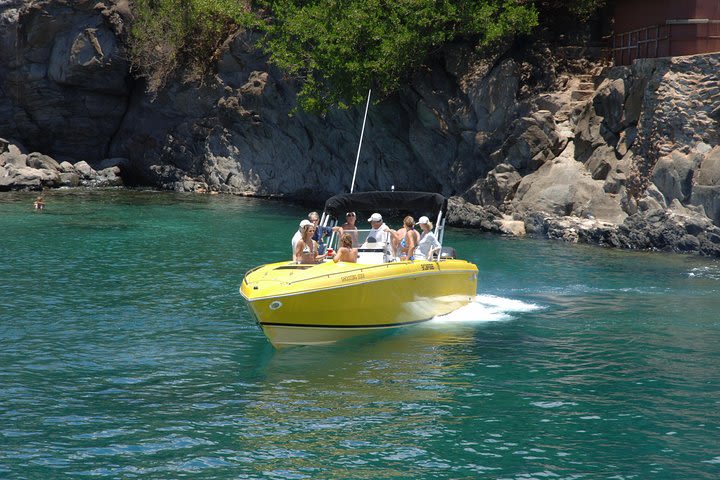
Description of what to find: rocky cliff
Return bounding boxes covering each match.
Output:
[2,1,720,256]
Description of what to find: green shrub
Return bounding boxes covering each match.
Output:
[257,0,539,111]
[128,0,252,95]
[128,0,606,108]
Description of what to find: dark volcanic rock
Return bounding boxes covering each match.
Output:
[446,196,503,232]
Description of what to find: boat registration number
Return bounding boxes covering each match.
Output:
[421,264,436,271]
[341,273,366,282]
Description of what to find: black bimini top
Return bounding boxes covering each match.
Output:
[323,191,447,219]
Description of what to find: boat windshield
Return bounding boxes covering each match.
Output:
[320,228,392,264]
[318,191,449,263]
[332,228,389,248]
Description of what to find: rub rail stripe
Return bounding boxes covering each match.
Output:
[260,318,430,329]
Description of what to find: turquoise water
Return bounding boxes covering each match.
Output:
[2,189,720,479]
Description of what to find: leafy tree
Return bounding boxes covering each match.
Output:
[257,0,539,111]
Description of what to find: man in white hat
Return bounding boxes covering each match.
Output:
[291,219,313,256]
[366,212,389,244]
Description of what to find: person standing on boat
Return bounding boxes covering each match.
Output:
[340,212,359,246]
[333,233,358,263]
[308,211,342,254]
[292,219,313,256]
[295,223,325,264]
[414,216,441,260]
[366,213,389,243]
[388,221,407,257]
[388,216,419,261]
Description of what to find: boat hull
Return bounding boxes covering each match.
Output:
[240,260,478,347]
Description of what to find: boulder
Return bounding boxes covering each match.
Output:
[0,164,43,190]
[593,77,625,134]
[616,204,720,255]
[59,171,80,187]
[522,210,622,247]
[691,185,720,226]
[95,166,123,186]
[513,156,627,224]
[694,146,720,186]
[496,216,526,236]
[615,126,637,157]
[689,146,720,225]
[59,161,76,173]
[1,1,130,160]
[74,160,96,178]
[446,196,503,232]
[651,150,699,203]
[584,145,616,180]
[467,58,519,132]
[638,183,668,211]
[26,152,61,171]
[463,163,521,207]
[490,110,566,173]
[0,151,27,168]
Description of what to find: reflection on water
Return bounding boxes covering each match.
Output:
[246,332,481,479]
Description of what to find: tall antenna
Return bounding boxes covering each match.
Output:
[350,89,372,193]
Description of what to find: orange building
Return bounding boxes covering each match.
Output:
[613,0,720,64]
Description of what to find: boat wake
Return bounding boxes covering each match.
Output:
[687,265,720,281]
[430,294,542,325]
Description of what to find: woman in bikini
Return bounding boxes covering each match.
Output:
[294,224,325,264]
[389,216,420,261]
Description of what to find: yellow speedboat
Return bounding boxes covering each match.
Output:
[240,191,478,347]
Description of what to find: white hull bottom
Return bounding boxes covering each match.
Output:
[261,321,427,347]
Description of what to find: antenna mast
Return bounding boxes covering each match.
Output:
[350,89,372,193]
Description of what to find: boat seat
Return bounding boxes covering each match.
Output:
[431,246,456,260]
[357,242,394,264]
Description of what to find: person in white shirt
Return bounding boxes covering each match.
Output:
[292,219,313,257]
[414,216,441,260]
[365,212,389,244]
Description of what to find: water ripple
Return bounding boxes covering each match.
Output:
[2,191,719,479]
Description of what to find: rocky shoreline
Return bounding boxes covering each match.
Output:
[0,138,124,190]
[5,129,720,258]
[448,197,720,257]
[3,1,720,259]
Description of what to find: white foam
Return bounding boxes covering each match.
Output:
[687,266,720,280]
[429,294,542,324]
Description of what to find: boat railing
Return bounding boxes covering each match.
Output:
[285,261,417,286]
[327,226,456,262]
[242,264,265,285]
[327,228,388,248]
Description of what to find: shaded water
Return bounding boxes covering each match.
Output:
[1,190,719,479]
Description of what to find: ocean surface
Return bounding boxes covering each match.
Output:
[2,189,719,479]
